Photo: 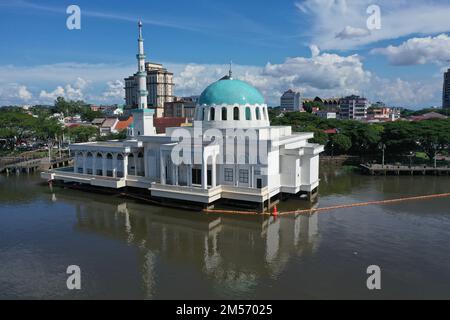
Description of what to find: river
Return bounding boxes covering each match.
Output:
[1,167,449,299]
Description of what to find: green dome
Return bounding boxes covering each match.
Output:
[199,78,265,106]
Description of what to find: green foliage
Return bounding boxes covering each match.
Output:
[65,125,98,143]
[329,133,352,154]
[269,110,450,160]
[97,130,127,141]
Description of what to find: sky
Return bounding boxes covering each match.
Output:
[1,0,450,109]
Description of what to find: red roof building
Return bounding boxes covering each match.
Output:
[114,116,134,131]
[154,117,189,133]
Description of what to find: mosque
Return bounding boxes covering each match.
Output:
[41,21,324,210]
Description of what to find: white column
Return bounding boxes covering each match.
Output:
[250,165,254,188]
[102,153,107,177]
[188,164,192,186]
[212,154,217,188]
[144,150,148,178]
[201,153,208,189]
[123,154,129,178]
[73,154,78,173]
[160,151,166,184]
[82,152,87,174]
[92,155,97,176]
[174,165,179,185]
[112,154,117,178]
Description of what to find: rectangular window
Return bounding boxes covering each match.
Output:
[239,169,249,183]
[224,168,233,182]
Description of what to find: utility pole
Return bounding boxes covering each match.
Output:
[379,142,386,167]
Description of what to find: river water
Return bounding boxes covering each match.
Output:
[0,167,449,299]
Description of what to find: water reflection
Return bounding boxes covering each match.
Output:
[69,196,319,298]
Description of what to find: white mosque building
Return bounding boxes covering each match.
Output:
[42,21,324,210]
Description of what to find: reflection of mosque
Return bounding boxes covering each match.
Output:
[58,192,319,298]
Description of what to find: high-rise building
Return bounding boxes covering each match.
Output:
[124,55,174,117]
[164,97,196,119]
[339,95,369,120]
[280,89,302,111]
[443,69,450,109]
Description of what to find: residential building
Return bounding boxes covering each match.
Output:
[124,61,174,118]
[164,97,196,119]
[443,69,450,109]
[314,110,337,119]
[280,89,302,112]
[339,95,369,120]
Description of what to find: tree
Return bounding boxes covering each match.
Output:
[414,119,450,163]
[329,133,352,155]
[65,125,98,143]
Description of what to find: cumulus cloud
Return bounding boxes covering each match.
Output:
[296,0,450,50]
[101,80,124,99]
[371,34,450,65]
[0,48,443,108]
[0,83,33,105]
[39,77,89,102]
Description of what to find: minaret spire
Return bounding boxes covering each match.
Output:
[136,19,148,109]
[130,19,156,137]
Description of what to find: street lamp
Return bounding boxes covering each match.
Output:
[408,151,413,168]
[378,142,386,167]
[433,143,438,168]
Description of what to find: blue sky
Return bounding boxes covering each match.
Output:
[1,0,450,108]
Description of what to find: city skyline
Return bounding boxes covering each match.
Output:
[1,0,450,108]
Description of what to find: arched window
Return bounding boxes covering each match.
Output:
[87,152,93,158]
[202,107,207,121]
[233,107,239,120]
[138,152,144,158]
[222,107,227,120]
[107,153,113,160]
[210,107,215,120]
[96,153,102,159]
[117,154,124,160]
[128,153,134,159]
[245,107,251,120]
[256,107,261,120]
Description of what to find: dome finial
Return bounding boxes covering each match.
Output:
[229,60,233,79]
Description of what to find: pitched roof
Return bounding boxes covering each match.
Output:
[101,118,118,128]
[114,116,134,131]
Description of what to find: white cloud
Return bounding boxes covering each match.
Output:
[296,0,450,50]
[371,34,450,65]
[0,48,443,108]
[39,77,89,102]
[101,80,125,100]
[0,83,33,105]
[336,26,371,40]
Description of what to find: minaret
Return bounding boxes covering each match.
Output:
[130,20,156,137]
[137,19,148,109]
